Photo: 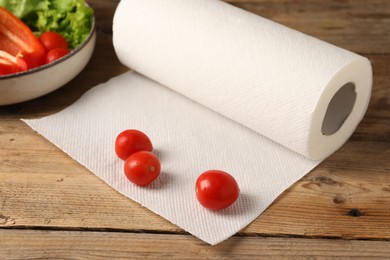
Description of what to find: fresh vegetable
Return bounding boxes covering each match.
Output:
[0,7,45,69]
[0,0,93,76]
[0,0,94,49]
[115,130,153,161]
[0,50,27,75]
[0,0,50,20]
[40,32,70,64]
[115,130,159,186]
[124,151,161,186]
[45,47,70,63]
[39,31,68,51]
[196,170,240,210]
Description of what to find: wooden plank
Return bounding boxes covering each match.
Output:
[1,229,390,259]
[365,54,390,119]
[0,121,178,232]
[0,0,389,251]
[1,0,390,237]
[245,145,390,238]
[1,122,389,239]
[226,0,390,54]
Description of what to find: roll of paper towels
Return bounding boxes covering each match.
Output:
[23,0,374,246]
[113,0,372,160]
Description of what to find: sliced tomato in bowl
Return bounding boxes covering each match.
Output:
[0,50,27,76]
[0,7,46,70]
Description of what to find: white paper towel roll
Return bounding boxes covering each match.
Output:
[22,0,374,246]
[113,0,372,160]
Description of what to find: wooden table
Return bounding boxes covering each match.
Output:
[1,0,389,258]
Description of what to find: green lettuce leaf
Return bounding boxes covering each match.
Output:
[0,0,50,19]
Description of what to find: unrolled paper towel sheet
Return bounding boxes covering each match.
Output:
[23,0,372,245]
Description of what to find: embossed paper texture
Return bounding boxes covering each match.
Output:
[24,72,318,245]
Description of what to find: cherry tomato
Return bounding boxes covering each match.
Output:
[124,151,161,186]
[45,48,70,64]
[39,31,68,52]
[196,170,240,210]
[115,129,153,161]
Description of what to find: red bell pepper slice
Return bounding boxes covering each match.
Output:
[0,7,45,69]
[0,50,28,76]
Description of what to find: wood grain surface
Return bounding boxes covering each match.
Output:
[1,229,390,259]
[1,0,389,258]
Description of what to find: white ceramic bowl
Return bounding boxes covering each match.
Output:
[0,23,96,106]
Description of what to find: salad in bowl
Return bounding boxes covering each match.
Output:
[0,0,96,105]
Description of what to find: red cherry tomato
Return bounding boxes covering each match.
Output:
[115,129,153,161]
[196,170,240,210]
[124,151,161,186]
[39,31,68,52]
[45,48,70,64]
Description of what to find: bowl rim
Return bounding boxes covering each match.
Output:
[0,18,96,80]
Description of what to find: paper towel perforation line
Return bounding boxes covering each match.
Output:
[321,82,357,136]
